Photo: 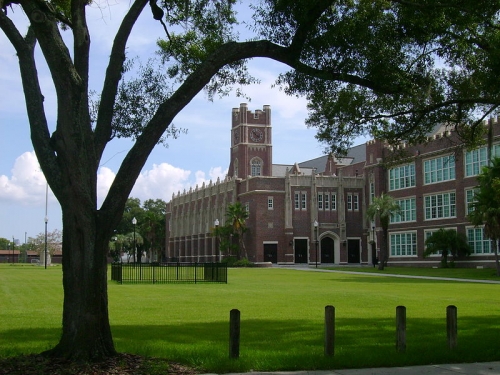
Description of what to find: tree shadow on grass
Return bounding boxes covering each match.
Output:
[1,316,499,372]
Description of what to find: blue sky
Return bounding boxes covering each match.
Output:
[0,2,357,243]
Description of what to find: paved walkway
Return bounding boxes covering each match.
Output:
[205,361,500,375]
[275,264,500,284]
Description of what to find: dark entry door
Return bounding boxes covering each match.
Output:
[264,244,278,263]
[321,237,335,263]
[347,239,360,263]
[294,239,308,263]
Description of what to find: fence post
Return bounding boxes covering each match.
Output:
[229,309,240,359]
[447,305,457,349]
[324,305,335,356]
[396,305,406,353]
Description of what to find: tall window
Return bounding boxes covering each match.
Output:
[465,188,478,215]
[389,164,416,190]
[353,194,359,211]
[268,197,274,210]
[251,158,262,176]
[467,227,492,254]
[390,232,417,256]
[295,192,307,210]
[324,193,330,210]
[234,158,239,178]
[465,144,500,177]
[391,198,416,223]
[347,194,352,210]
[424,192,456,220]
[424,155,455,184]
[318,194,323,210]
[331,194,337,210]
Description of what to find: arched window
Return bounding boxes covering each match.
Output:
[251,158,262,176]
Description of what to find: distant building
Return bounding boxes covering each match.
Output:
[165,103,500,268]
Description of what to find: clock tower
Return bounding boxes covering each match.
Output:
[228,103,272,178]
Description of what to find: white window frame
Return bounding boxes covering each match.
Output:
[389,163,416,191]
[390,231,417,257]
[424,192,456,220]
[467,226,493,254]
[353,194,359,211]
[268,197,274,210]
[391,197,416,223]
[250,157,262,177]
[331,194,337,210]
[465,188,478,215]
[324,193,330,210]
[423,154,455,184]
[465,144,500,177]
[318,193,323,210]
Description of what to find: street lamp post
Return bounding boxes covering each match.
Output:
[44,216,48,269]
[132,217,137,263]
[314,220,319,268]
[214,219,219,262]
[11,236,14,264]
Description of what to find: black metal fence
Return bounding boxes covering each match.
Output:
[110,262,228,284]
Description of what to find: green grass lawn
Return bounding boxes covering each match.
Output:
[1,264,499,373]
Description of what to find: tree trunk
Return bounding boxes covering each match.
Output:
[44,205,116,361]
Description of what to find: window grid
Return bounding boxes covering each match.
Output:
[424,192,456,220]
[390,232,417,256]
[353,195,359,211]
[465,145,500,177]
[325,194,330,210]
[318,194,323,210]
[251,158,262,176]
[268,197,273,210]
[347,194,352,210]
[331,194,337,210]
[467,227,492,254]
[301,193,307,209]
[389,164,416,191]
[424,155,455,184]
[294,193,300,210]
[465,188,478,215]
[391,198,416,223]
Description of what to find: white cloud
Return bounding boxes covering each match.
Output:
[1,152,226,209]
[132,162,191,201]
[194,167,228,187]
[0,152,48,205]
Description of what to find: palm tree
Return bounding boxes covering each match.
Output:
[424,229,471,268]
[226,202,249,259]
[366,193,401,270]
[468,157,500,276]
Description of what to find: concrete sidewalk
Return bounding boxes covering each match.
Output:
[210,361,500,375]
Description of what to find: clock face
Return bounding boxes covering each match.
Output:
[250,128,264,142]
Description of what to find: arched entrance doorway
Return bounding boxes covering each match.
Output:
[321,237,334,263]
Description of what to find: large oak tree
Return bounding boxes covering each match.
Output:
[1,0,499,362]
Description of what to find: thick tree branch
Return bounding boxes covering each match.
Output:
[288,0,334,54]
[0,10,61,192]
[94,0,149,161]
[71,0,90,90]
[99,38,392,225]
